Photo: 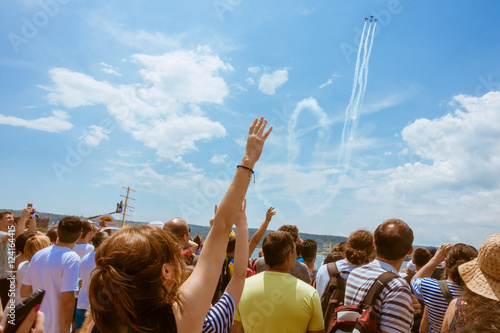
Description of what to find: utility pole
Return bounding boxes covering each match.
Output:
[120,186,136,227]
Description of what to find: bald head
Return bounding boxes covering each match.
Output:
[164,217,190,247]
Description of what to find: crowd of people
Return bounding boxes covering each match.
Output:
[0,117,499,333]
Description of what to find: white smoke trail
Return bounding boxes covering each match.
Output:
[338,21,368,168]
[348,22,376,143]
[338,22,372,171]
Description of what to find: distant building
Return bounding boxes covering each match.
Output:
[322,241,332,254]
[36,216,50,231]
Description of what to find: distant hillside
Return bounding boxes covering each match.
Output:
[3,209,347,250]
[189,224,347,250]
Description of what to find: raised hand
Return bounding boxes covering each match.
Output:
[265,207,276,223]
[434,243,452,262]
[242,117,273,167]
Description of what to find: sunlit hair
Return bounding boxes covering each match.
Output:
[345,230,374,265]
[374,219,414,260]
[80,220,94,239]
[263,231,294,268]
[278,225,299,243]
[24,235,51,261]
[89,225,186,333]
[454,285,500,332]
[446,243,478,286]
[0,211,12,220]
[15,231,37,254]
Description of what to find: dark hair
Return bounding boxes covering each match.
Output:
[193,234,203,248]
[345,230,374,265]
[263,231,295,268]
[277,225,299,243]
[90,225,185,333]
[226,236,236,254]
[91,231,109,249]
[81,221,94,239]
[46,227,58,243]
[296,243,302,257]
[301,239,317,262]
[446,243,478,286]
[413,247,432,267]
[374,219,414,260]
[15,231,37,254]
[323,251,344,265]
[57,216,83,243]
[0,211,12,220]
[332,241,347,254]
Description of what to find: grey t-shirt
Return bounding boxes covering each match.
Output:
[0,231,14,279]
[254,257,311,283]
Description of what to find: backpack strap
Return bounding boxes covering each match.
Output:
[362,271,399,307]
[326,262,339,277]
[438,280,454,304]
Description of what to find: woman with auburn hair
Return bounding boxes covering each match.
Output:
[411,243,478,333]
[315,229,374,328]
[88,118,272,333]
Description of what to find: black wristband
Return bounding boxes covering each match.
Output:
[237,165,255,183]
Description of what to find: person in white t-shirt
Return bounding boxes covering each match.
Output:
[15,235,51,305]
[74,231,109,332]
[73,221,96,259]
[21,216,82,333]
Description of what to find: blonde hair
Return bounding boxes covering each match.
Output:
[24,236,51,261]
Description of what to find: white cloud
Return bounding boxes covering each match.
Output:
[258,69,288,95]
[351,91,500,246]
[90,17,184,51]
[117,150,141,157]
[78,125,111,147]
[42,46,230,165]
[245,77,255,85]
[133,45,233,104]
[0,110,72,132]
[248,66,260,74]
[210,154,227,164]
[100,62,121,76]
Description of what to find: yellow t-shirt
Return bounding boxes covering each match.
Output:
[234,271,324,333]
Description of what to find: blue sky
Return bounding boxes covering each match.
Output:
[2,0,500,248]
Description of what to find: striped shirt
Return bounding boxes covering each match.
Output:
[411,278,462,333]
[344,260,414,333]
[203,292,235,333]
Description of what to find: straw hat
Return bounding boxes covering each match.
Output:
[459,233,500,301]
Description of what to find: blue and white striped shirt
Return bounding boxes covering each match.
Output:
[203,292,235,333]
[344,260,414,333]
[411,278,461,333]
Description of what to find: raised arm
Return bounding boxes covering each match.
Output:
[412,243,451,281]
[226,199,249,306]
[15,208,30,239]
[248,207,275,257]
[176,117,272,333]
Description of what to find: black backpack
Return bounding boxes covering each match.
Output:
[328,271,399,333]
[320,262,350,330]
[212,257,232,305]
